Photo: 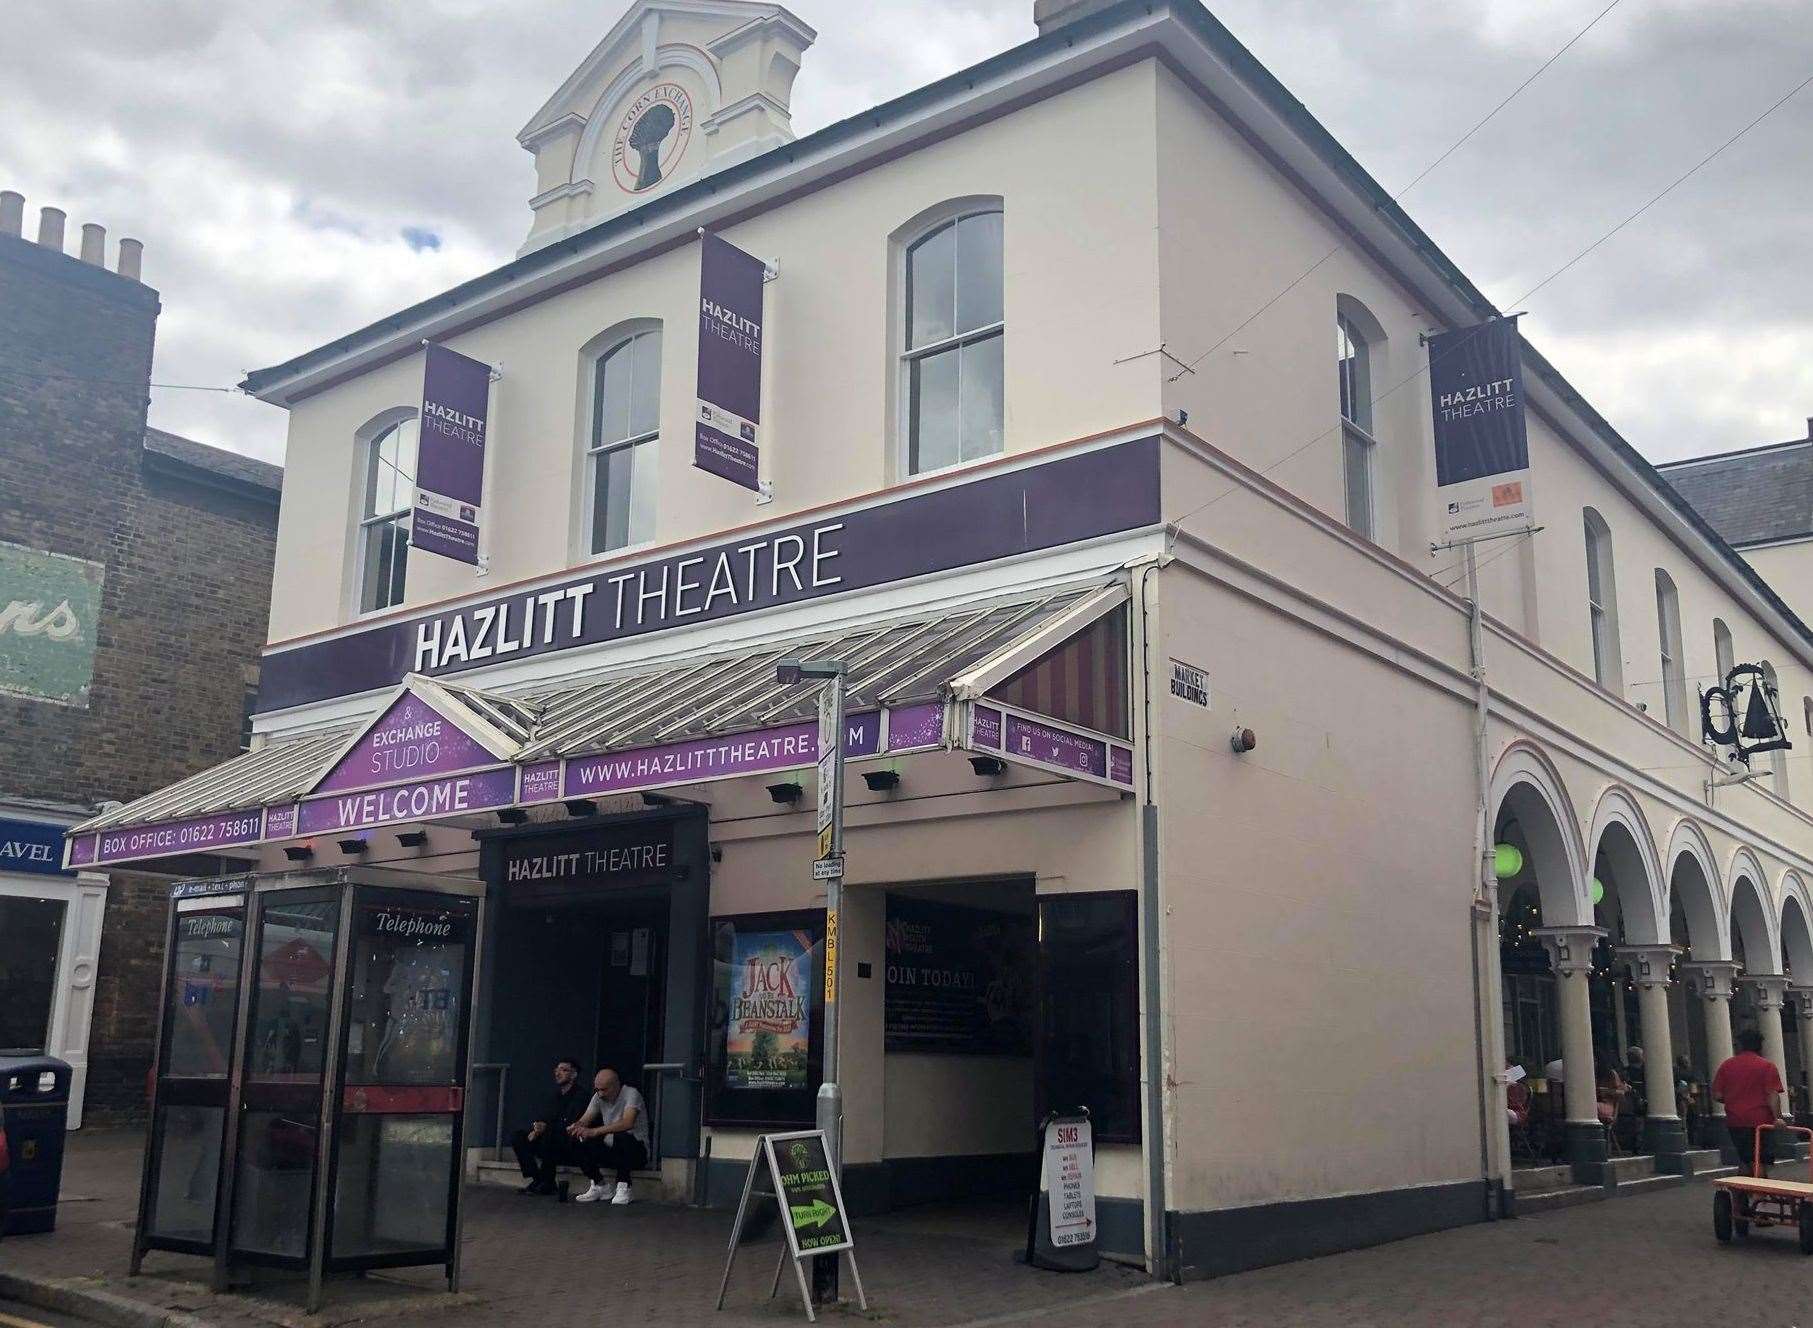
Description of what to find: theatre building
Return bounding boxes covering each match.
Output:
[72,0,1813,1278]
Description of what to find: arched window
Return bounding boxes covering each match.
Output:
[1336,300,1382,539]
[586,328,661,554]
[1761,661,1789,798]
[359,415,417,613]
[1713,617,1734,683]
[1654,569,1686,734]
[1803,695,1812,739]
[1583,508,1621,690]
[901,207,1003,475]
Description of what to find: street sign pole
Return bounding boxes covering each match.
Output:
[812,670,845,1305]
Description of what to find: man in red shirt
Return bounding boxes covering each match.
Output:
[1712,1028,1786,1177]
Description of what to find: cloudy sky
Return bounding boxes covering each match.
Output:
[5,0,1809,467]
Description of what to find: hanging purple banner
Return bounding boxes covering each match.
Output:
[694,232,764,492]
[1428,317,1532,544]
[413,343,492,565]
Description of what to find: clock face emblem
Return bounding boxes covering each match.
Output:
[611,82,694,193]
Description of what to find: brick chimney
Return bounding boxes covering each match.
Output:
[1034,0,1122,34]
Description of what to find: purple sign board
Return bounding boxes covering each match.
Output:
[297,766,518,835]
[315,691,499,794]
[1004,713,1108,780]
[1108,745,1134,786]
[971,705,1003,749]
[563,708,893,798]
[412,343,491,565]
[264,804,297,839]
[520,760,563,803]
[257,437,1162,712]
[888,702,945,751]
[93,808,264,865]
[694,233,764,492]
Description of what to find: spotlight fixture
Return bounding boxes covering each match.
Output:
[862,770,900,792]
[564,799,598,818]
[396,831,428,848]
[968,756,1006,777]
[337,838,367,855]
[1229,727,1257,754]
[641,792,676,808]
[767,781,804,805]
[495,808,529,825]
[710,843,723,864]
[283,844,314,863]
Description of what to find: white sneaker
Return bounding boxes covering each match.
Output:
[610,1182,634,1205]
[574,1182,610,1203]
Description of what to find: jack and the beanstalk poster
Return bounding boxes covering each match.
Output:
[724,928,814,1091]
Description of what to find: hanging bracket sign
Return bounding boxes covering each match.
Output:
[1428,317,1534,547]
[694,232,766,492]
[714,1130,867,1322]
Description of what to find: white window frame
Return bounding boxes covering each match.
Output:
[894,201,1005,480]
[581,325,662,559]
[1654,569,1686,735]
[1336,305,1378,540]
[1583,508,1621,691]
[354,411,418,618]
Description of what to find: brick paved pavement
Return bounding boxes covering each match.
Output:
[11,1134,1813,1328]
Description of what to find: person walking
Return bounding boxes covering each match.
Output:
[1712,1028,1786,1177]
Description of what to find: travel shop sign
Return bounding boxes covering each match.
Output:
[257,437,1162,712]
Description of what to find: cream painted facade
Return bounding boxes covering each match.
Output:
[92,0,1813,1281]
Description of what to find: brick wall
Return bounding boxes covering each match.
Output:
[0,232,279,1124]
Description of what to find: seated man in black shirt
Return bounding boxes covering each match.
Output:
[510,1057,590,1195]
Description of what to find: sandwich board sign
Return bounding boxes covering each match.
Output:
[714,1129,867,1321]
[1025,1110,1099,1271]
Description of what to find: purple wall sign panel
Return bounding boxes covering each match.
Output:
[520,760,563,803]
[1109,746,1134,786]
[264,804,298,839]
[694,233,764,492]
[95,808,264,864]
[886,702,945,751]
[564,723,816,796]
[412,343,491,565]
[258,437,1161,712]
[314,691,500,795]
[1003,713,1108,779]
[297,766,517,835]
[971,705,1003,749]
[66,833,97,867]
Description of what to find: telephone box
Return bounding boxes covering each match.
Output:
[131,867,482,1312]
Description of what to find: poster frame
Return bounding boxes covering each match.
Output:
[704,908,825,1129]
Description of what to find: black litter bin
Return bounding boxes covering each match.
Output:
[0,1056,72,1237]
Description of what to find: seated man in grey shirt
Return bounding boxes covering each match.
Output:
[565,1067,650,1204]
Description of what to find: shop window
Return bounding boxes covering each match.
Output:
[1036,892,1140,1143]
[901,206,1003,475]
[1336,298,1382,540]
[0,893,64,1052]
[586,327,661,554]
[1583,507,1621,690]
[991,605,1130,738]
[1654,569,1686,735]
[705,910,825,1128]
[359,416,418,614]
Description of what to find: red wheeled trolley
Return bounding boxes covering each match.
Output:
[1712,1124,1813,1254]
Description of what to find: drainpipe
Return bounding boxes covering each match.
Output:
[1463,544,1510,1214]
[1135,554,1174,1278]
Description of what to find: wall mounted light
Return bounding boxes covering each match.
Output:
[283,844,313,863]
[337,838,367,855]
[564,799,598,818]
[862,770,900,792]
[1493,844,1524,880]
[1230,727,1257,754]
[767,782,804,805]
[396,831,428,848]
[969,756,1006,777]
[495,808,528,826]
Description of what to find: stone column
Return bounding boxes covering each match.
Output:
[1791,988,1813,1126]
[1744,975,1792,1118]
[1617,945,1687,1168]
[1684,960,1740,1153]
[1535,926,1607,1181]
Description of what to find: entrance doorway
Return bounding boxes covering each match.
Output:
[592,900,667,1094]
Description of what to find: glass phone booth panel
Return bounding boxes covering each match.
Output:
[138,895,248,1256]
[329,890,476,1267]
[231,890,342,1263]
